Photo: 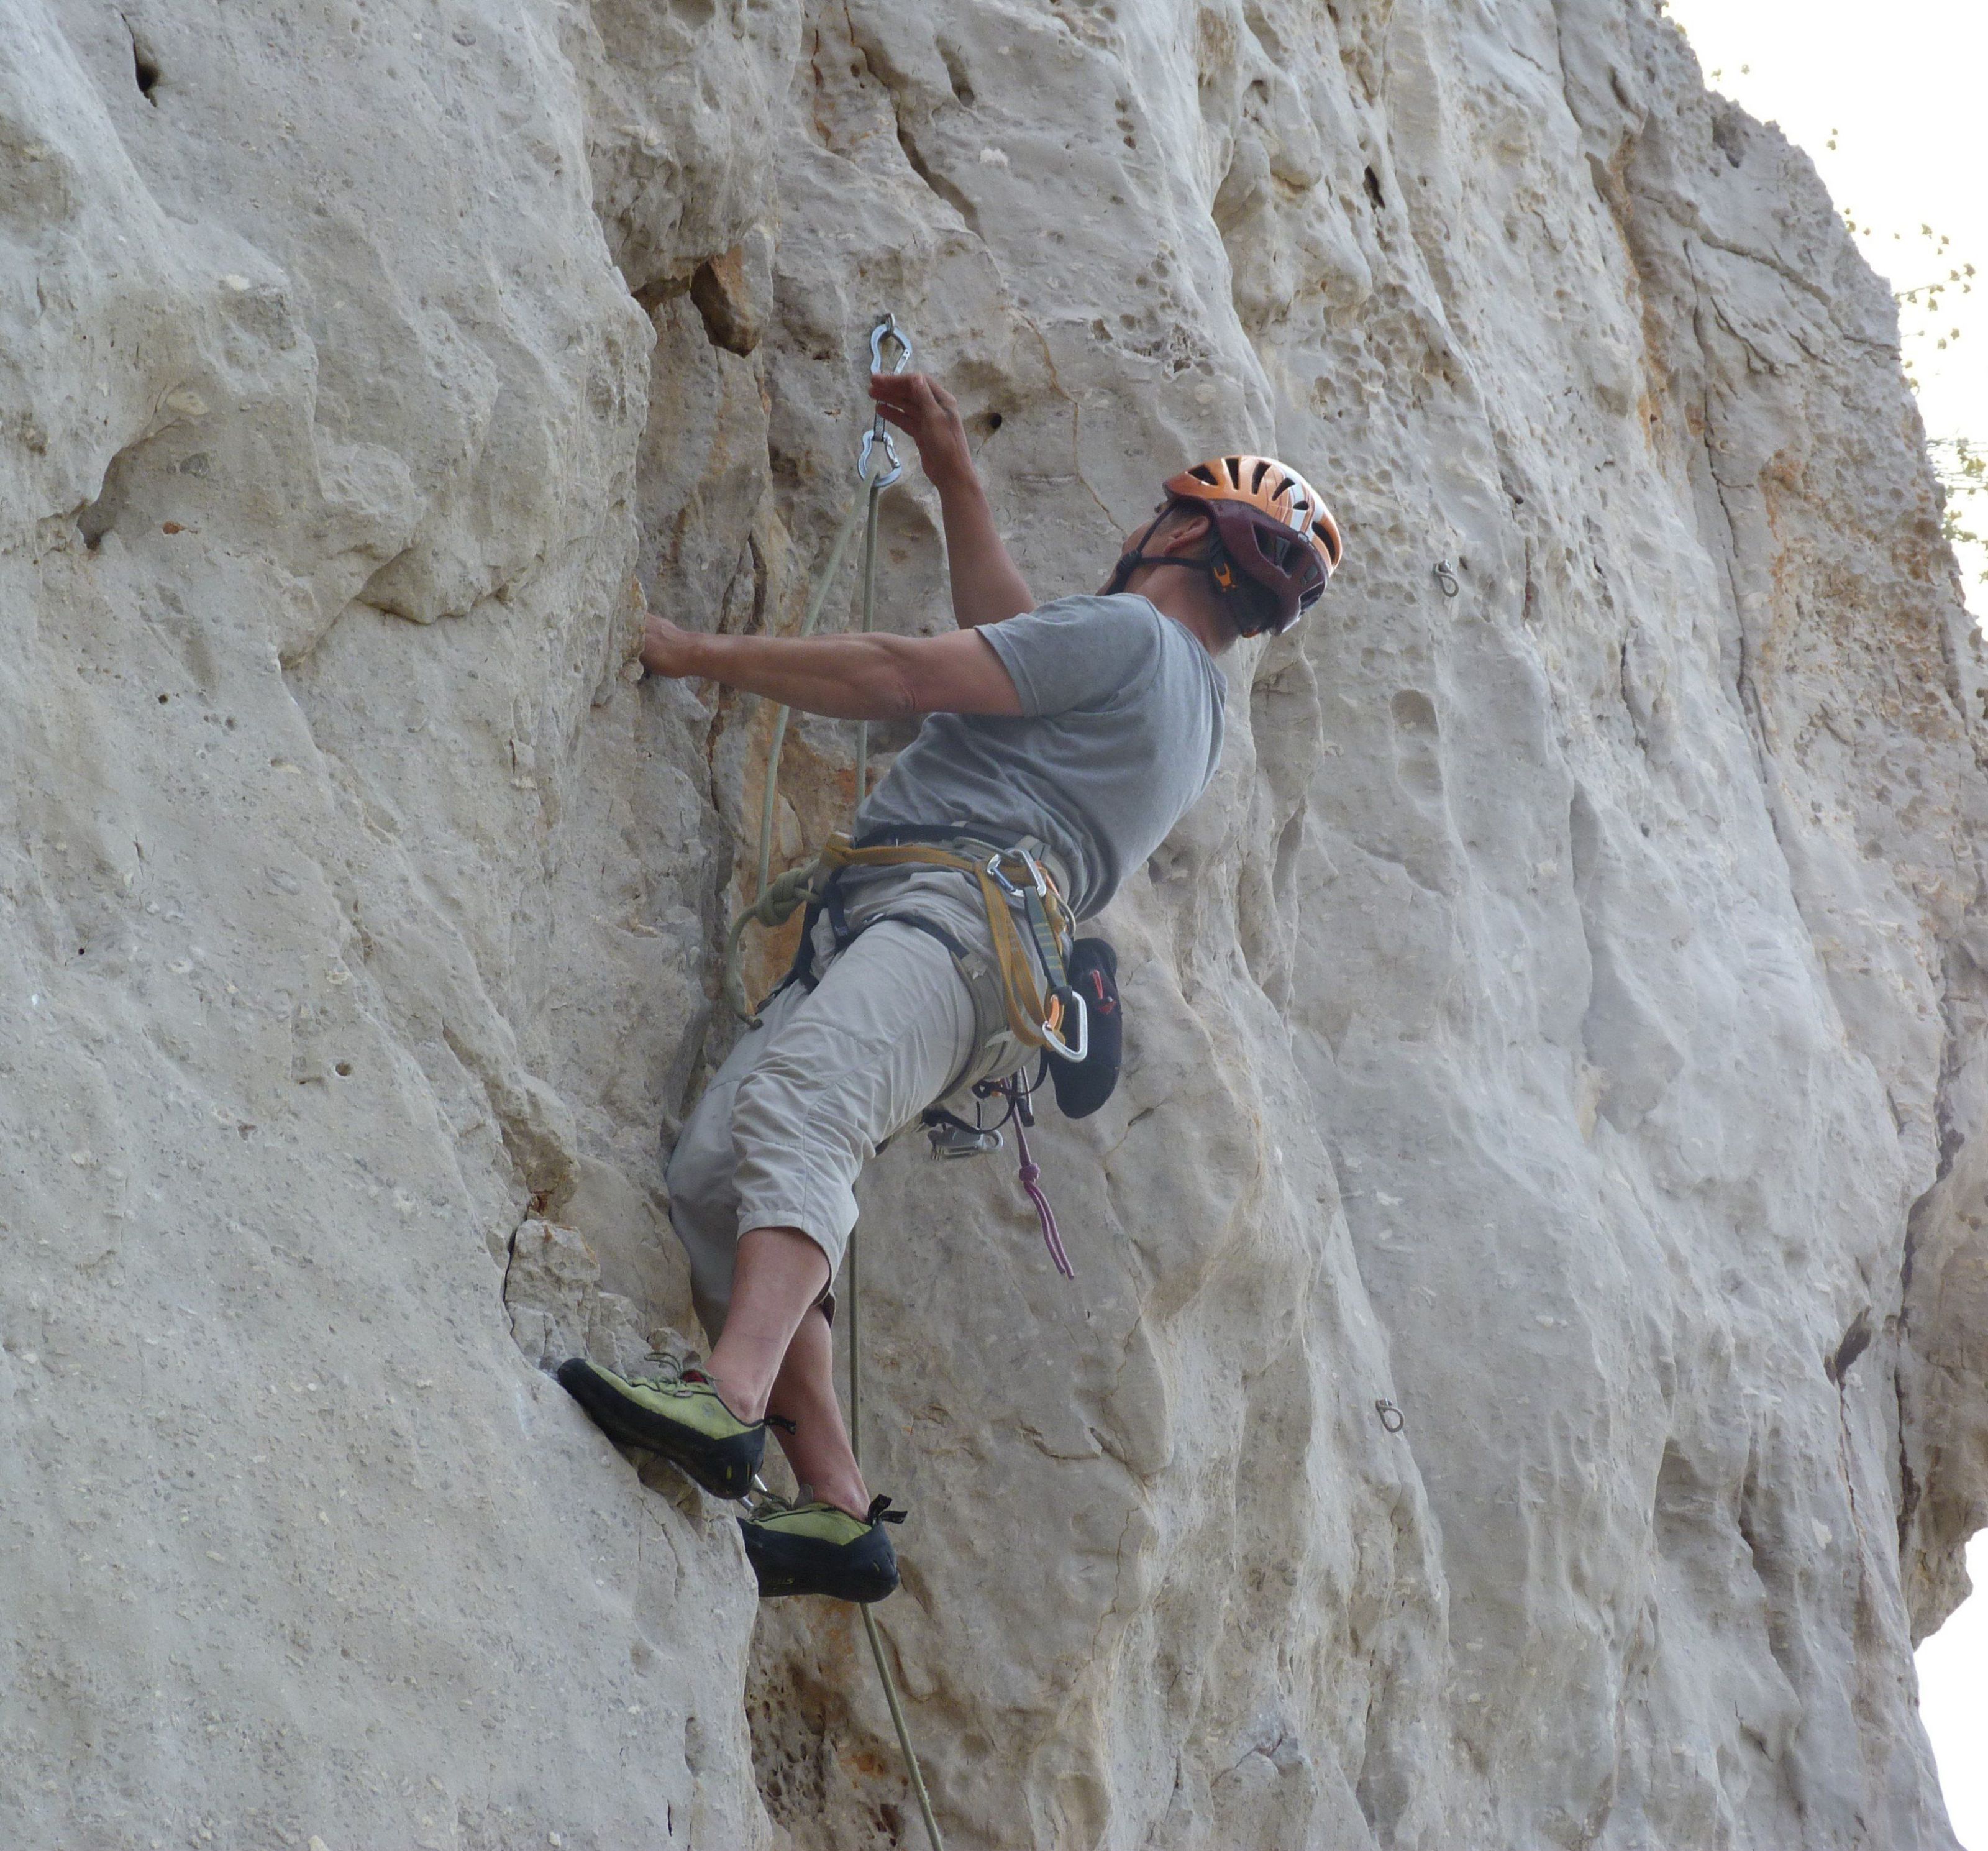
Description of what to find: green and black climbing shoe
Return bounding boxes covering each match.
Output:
[555,1356,770,1500]
[739,1494,906,1603]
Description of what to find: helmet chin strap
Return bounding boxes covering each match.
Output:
[1105,513,1267,636]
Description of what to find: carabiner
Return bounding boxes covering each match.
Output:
[1039,986,1089,1064]
[1012,848,1051,898]
[870,315,914,377]
[858,427,903,488]
[859,313,916,487]
[985,852,1026,901]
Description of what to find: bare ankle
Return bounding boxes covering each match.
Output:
[702,1364,766,1424]
[819,1474,870,1520]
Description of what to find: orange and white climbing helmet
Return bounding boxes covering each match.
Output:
[1163,454,1341,634]
[1110,453,1342,636]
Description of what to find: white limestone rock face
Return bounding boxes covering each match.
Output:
[2,1,1982,1849]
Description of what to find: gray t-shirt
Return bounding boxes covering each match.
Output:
[853,593,1228,920]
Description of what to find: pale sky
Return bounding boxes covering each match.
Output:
[1663,0,1988,601]
[1656,3,1986,1843]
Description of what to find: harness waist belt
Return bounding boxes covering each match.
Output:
[813,830,1083,1062]
[849,823,1074,915]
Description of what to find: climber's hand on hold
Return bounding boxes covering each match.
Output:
[870,370,1034,631]
[869,371,972,490]
[639,612,701,680]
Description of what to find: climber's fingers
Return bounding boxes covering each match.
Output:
[870,372,972,483]
[870,370,960,426]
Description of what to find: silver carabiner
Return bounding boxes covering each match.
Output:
[859,313,916,488]
[985,851,1026,901]
[1013,848,1051,898]
[1039,987,1089,1064]
[870,315,914,376]
[858,427,903,488]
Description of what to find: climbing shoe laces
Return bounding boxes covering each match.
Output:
[555,1355,788,1502]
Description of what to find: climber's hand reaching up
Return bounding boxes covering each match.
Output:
[869,372,974,491]
[868,371,1033,630]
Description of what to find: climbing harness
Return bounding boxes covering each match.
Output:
[752,825,1094,1275]
[785,828,1087,1061]
[717,314,1101,1281]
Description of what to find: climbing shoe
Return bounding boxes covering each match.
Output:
[739,1494,906,1604]
[555,1356,770,1501]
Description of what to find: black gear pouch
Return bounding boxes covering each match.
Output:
[1048,937,1121,1119]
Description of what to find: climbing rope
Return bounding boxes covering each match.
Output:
[844,316,945,1851]
[723,313,945,1847]
[847,1228,946,1851]
[721,316,913,1027]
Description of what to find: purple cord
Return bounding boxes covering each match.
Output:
[1011,1118,1074,1279]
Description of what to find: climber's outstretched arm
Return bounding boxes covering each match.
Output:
[641,616,1023,721]
[869,371,1035,630]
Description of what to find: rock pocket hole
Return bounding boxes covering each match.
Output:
[129,28,162,102]
[157,693,169,704]
[939,42,975,107]
[1825,1307,1873,1384]
[1364,165,1385,210]
[334,1061,354,1077]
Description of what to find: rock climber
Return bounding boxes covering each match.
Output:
[559,370,1340,1602]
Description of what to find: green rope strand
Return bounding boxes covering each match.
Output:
[847,1230,946,1850]
[726,325,941,1841]
[752,467,882,903]
[855,478,881,807]
[723,464,887,1025]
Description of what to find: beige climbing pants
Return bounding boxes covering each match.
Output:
[666,867,1012,1337]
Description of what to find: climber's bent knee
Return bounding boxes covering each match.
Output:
[671,913,978,1335]
[665,982,809,1341]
